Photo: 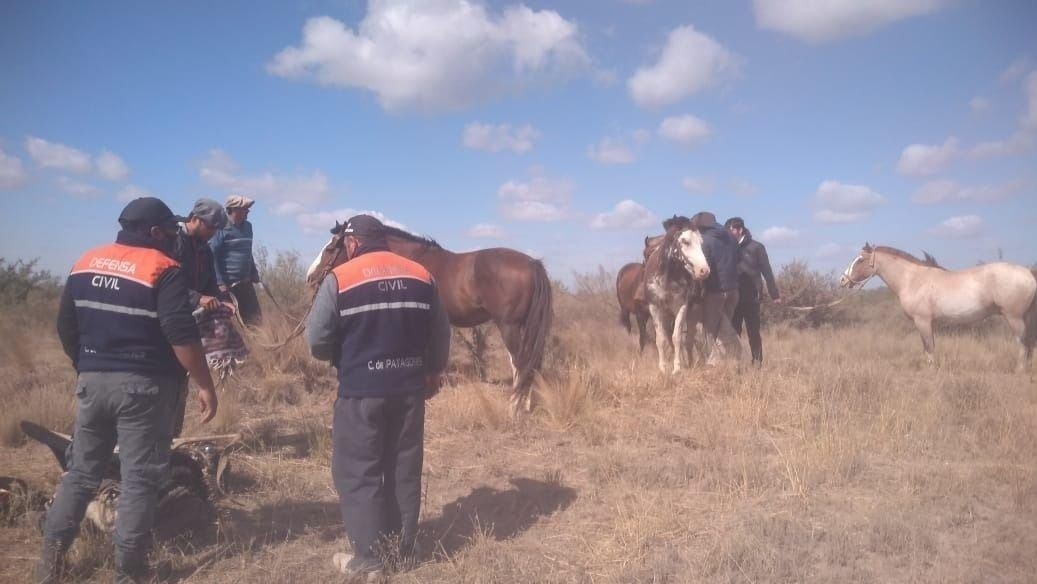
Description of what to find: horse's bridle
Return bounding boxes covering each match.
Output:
[842,251,876,289]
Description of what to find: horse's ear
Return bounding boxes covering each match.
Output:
[863,242,872,252]
[330,220,342,235]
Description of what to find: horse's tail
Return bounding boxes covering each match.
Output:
[1025,269,1037,348]
[619,308,632,333]
[515,260,553,395]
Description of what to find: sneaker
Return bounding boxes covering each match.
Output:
[332,552,383,583]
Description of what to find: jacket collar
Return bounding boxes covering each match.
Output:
[116,230,174,257]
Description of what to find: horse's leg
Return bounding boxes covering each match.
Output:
[685,303,703,367]
[913,316,936,366]
[1004,315,1029,373]
[648,304,670,374]
[636,311,649,354]
[671,304,688,374]
[496,321,526,415]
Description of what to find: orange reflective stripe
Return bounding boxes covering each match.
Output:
[70,243,180,288]
[333,251,432,294]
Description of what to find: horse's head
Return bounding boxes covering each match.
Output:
[671,228,710,281]
[306,221,349,288]
[840,242,876,288]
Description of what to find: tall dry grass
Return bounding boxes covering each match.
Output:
[1,260,1035,583]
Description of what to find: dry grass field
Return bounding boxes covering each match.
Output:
[1,258,1035,583]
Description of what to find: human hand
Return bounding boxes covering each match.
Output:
[199,295,220,311]
[197,387,218,423]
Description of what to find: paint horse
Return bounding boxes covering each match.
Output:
[841,243,1037,372]
[642,224,710,373]
[308,223,552,413]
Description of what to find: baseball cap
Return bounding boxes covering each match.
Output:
[118,197,182,230]
[691,211,719,229]
[342,214,386,238]
[190,198,228,229]
[225,195,255,209]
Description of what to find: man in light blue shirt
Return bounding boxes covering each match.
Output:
[209,195,262,326]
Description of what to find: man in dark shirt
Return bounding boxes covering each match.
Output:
[692,211,744,364]
[40,197,218,584]
[725,217,782,364]
[306,215,450,579]
[174,198,227,313]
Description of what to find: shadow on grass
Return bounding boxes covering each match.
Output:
[420,477,577,559]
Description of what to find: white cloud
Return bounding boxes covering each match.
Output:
[658,114,712,147]
[462,122,540,154]
[54,176,101,198]
[896,137,960,177]
[587,137,636,165]
[198,149,331,214]
[25,136,93,174]
[95,150,130,182]
[730,178,759,197]
[816,243,846,260]
[1022,71,1037,131]
[295,208,406,235]
[969,96,990,113]
[267,3,590,112]
[911,179,1027,205]
[628,25,739,109]
[116,184,153,202]
[468,223,505,239]
[1000,58,1030,84]
[590,199,657,230]
[681,177,714,195]
[813,180,885,223]
[753,0,948,44]
[497,171,573,221]
[930,214,984,239]
[0,149,28,191]
[969,130,1033,159]
[758,226,800,246]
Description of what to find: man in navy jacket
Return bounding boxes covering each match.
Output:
[692,211,744,364]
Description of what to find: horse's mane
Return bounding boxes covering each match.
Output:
[873,246,944,269]
[380,225,442,249]
[662,215,692,232]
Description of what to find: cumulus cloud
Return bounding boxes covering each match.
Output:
[497,170,573,221]
[54,176,101,198]
[911,179,1027,205]
[95,150,130,182]
[116,184,153,202]
[681,177,714,195]
[930,214,984,239]
[753,0,948,44]
[295,208,406,235]
[813,180,885,223]
[628,25,739,109]
[730,178,760,197]
[198,149,331,215]
[267,2,590,112]
[758,226,800,246]
[896,137,960,177]
[462,122,540,154]
[467,223,505,239]
[590,199,657,230]
[587,137,636,165]
[969,96,990,113]
[658,114,712,147]
[1000,58,1030,85]
[25,136,93,174]
[0,149,28,191]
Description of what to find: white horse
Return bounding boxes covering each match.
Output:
[841,243,1037,372]
[643,227,710,373]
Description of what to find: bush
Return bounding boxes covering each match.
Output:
[763,260,850,328]
[0,258,59,308]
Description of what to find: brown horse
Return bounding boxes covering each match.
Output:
[841,243,1037,372]
[616,262,652,353]
[308,223,553,412]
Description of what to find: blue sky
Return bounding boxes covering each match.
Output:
[1,0,1035,283]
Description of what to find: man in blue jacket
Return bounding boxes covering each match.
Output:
[692,211,744,364]
[209,195,262,326]
[306,214,451,580]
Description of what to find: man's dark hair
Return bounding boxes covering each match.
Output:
[724,217,745,230]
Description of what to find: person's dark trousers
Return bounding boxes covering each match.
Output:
[40,371,178,581]
[332,393,425,569]
[231,280,262,327]
[732,295,763,364]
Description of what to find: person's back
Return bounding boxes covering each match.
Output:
[690,211,743,365]
[698,221,739,293]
